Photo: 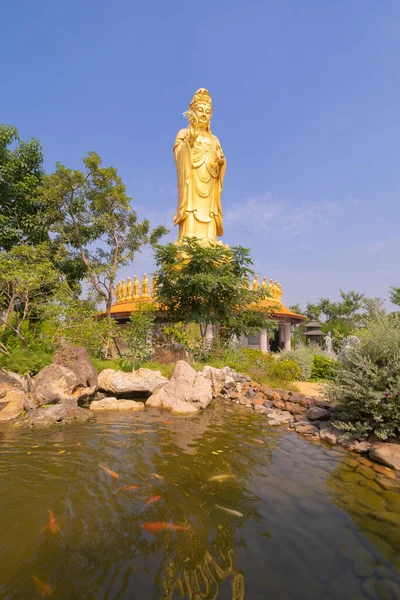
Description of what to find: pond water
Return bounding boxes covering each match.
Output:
[1,402,400,600]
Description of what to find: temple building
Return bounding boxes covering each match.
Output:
[107,274,305,352]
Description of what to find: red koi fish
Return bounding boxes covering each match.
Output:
[41,510,60,534]
[117,485,138,492]
[32,575,53,597]
[146,495,162,505]
[141,522,189,533]
[99,464,119,479]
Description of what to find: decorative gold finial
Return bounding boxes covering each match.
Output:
[127,277,133,299]
[120,279,127,300]
[253,274,259,291]
[133,275,140,297]
[142,273,149,297]
[115,281,121,302]
[267,279,283,303]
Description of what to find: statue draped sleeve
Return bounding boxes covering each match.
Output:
[173,128,191,226]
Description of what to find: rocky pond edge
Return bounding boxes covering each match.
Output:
[0,343,399,479]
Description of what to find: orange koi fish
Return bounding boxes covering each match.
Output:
[41,510,60,534]
[99,464,119,479]
[117,485,138,491]
[141,522,189,533]
[32,575,53,597]
[146,495,162,505]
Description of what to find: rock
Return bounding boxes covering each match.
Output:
[263,400,273,409]
[90,398,144,412]
[370,443,400,471]
[251,392,266,407]
[146,361,212,414]
[265,409,291,424]
[245,387,255,399]
[98,368,168,395]
[200,365,235,396]
[273,400,285,410]
[0,368,28,422]
[53,343,97,393]
[299,397,314,408]
[17,404,93,427]
[152,343,189,364]
[372,464,396,479]
[285,401,306,414]
[4,369,31,392]
[295,424,320,436]
[266,390,281,402]
[376,578,400,600]
[319,422,346,445]
[33,364,83,406]
[353,441,372,453]
[306,406,330,421]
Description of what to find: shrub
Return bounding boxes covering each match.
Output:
[0,347,53,375]
[310,355,337,381]
[270,359,300,382]
[280,346,316,380]
[328,316,400,440]
[91,357,132,373]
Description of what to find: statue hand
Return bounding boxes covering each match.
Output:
[183,110,199,145]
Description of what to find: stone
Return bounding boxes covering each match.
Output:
[285,401,306,414]
[146,360,212,414]
[0,368,28,422]
[245,387,255,399]
[353,441,372,453]
[370,444,400,471]
[306,406,330,421]
[251,392,266,406]
[33,364,84,406]
[319,422,346,445]
[151,343,189,364]
[199,365,236,396]
[98,368,168,395]
[376,579,400,600]
[53,343,97,394]
[263,400,273,409]
[17,404,93,427]
[273,400,285,410]
[295,424,320,436]
[90,398,145,412]
[372,464,396,479]
[299,396,314,408]
[358,456,374,467]
[266,390,281,402]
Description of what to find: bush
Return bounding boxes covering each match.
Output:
[0,347,53,375]
[91,357,133,374]
[310,355,337,381]
[279,346,316,380]
[328,316,400,440]
[270,359,300,383]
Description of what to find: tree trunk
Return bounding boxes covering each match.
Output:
[1,293,16,332]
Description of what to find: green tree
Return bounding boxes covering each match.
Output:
[0,124,45,251]
[0,244,62,350]
[37,152,167,357]
[389,286,400,307]
[153,238,272,345]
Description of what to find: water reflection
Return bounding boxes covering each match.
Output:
[1,403,400,599]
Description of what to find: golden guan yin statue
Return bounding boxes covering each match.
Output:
[174,88,226,245]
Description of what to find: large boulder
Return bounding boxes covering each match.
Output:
[33,364,89,406]
[152,343,190,364]
[146,360,212,413]
[98,368,168,395]
[370,444,400,471]
[0,368,28,422]
[53,343,97,392]
[90,398,145,412]
[17,404,93,427]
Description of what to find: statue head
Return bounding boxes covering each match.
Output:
[189,88,212,130]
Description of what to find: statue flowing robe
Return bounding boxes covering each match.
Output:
[174,128,225,244]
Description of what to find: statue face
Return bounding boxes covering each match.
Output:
[193,102,212,129]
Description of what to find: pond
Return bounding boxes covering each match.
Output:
[0,402,400,599]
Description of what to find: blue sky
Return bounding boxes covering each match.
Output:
[2,0,399,310]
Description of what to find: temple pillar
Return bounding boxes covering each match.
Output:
[278,323,284,349]
[283,321,291,351]
[260,329,269,353]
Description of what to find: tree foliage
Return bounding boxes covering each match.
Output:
[390,286,400,307]
[0,124,46,251]
[153,239,272,341]
[37,152,167,356]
